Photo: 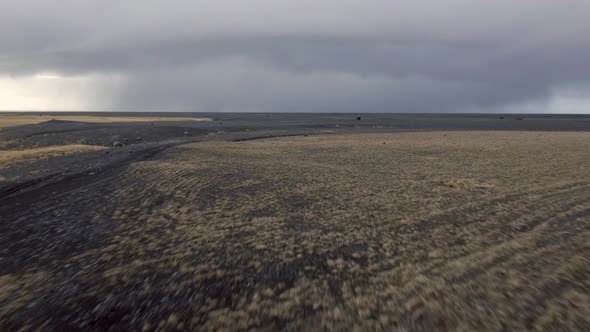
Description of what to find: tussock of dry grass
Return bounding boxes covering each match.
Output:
[0,115,211,128]
[0,144,105,167]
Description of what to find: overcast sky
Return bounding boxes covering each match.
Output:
[1,1,590,113]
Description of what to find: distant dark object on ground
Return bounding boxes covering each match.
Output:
[112,141,123,148]
[499,116,505,119]
[184,131,190,136]
[356,116,362,120]
[515,116,524,120]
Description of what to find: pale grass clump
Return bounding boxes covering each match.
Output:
[0,144,105,167]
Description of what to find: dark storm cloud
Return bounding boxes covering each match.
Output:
[1,1,590,112]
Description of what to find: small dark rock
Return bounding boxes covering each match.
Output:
[184,131,190,136]
[356,116,362,120]
[112,141,123,148]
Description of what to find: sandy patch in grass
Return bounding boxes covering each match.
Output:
[0,144,105,167]
[0,115,211,128]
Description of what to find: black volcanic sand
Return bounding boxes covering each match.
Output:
[3,112,590,150]
[1,113,590,331]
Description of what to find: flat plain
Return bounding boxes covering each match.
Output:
[0,114,211,128]
[0,113,589,330]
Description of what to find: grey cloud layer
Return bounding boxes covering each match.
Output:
[2,1,590,112]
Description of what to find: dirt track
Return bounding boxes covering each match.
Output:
[1,130,589,331]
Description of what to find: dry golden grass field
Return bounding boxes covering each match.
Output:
[0,144,105,167]
[0,114,211,128]
[1,131,589,330]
